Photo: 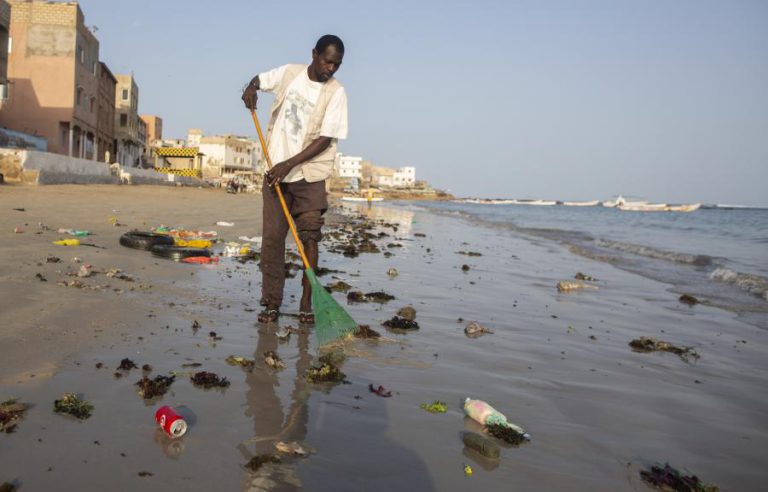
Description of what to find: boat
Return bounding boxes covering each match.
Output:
[516,199,557,206]
[664,203,701,212]
[563,200,599,207]
[602,195,626,208]
[342,196,383,203]
[618,202,668,212]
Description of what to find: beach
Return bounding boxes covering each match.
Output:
[1,185,767,491]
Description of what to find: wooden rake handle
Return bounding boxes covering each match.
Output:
[250,110,311,270]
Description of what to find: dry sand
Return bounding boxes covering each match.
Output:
[1,184,767,491]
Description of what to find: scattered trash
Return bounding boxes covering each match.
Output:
[138,471,154,478]
[464,398,529,444]
[13,227,22,234]
[347,291,395,303]
[238,235,262,245]
[557,280,598,292]
[215,221,234,227]
[387,268,399,277]
[175,239,212,249]
[275,441,308,457]
[679,294,699,306]
[639,463,719,492]
[119,232,175,250]
[208,331,222,341]
[369,384,392,397]
[382,316,419,330]
[420,400,447,413]
[486,422,528,445]
[276,325,295,341]
[462,431,501,459]
[574,272,597,281]
[629,337,700,362]
[0,399,28,433]
[155,405,188,438]
[263,351,285,369]
[190,371,230,389]
[117,358,138,371]
[464,464,473,477]
[53,393,93,419]
[465,321,493,338]
[245,454,281,471]
[105,268,134,281]
[136,375,176,399]
[355,325,381,338]
[57,228,90,237]
[77,264,93,278]
[306,354,347,384]
[181,256,219,264]
[226,355,256,371]
[397,306,417,321]
[35,273,47,282]
[223,242,249,257]
[457,251,482,257]
[461,264,470,272]
[53,239,80,246]
[46,255,61,263]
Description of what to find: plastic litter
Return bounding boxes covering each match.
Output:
[463,464,473,477]
[464,398,528,438]
[181,256,219,264]
[369,384,392,397]
[57,228,90,237]
[175,239,213,249]
[155,405,188,438]
[215,221,234,227]
[53,239,80,246]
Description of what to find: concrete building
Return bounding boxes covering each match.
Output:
[0,0,101,158]
[114,73,142,167]
[334,152,362,179]
[0,0,11,107]
[371,165,395,187]
[96,61,115,162]
[393,166,416,187]
[191,129,260,182]
[139,114,162,157]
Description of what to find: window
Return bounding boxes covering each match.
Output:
[79,47,84,64]
[89,97,95,113]
[76,87,84,106]
[7,37,11,54]
[120,114,127,127]
[92,62,97,76]
[122,89,128,100]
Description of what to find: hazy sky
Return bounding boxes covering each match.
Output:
[79,0,767,205]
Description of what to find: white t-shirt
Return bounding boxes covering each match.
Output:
[259,64,348,183]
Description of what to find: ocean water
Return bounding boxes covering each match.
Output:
[396,201,768,328]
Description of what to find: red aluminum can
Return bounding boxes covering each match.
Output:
[155,405,188,438]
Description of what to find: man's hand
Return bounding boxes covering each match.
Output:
[242,77,259,110]
[265,161,296,187]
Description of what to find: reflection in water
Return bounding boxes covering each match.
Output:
[339,203,414,236]
[241,323,313,491]
[153,428,186,460]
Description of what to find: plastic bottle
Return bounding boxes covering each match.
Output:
[463,398,525,434]
[53,239,80,246]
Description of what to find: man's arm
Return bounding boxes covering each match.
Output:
[265,137,332,186]
[241,75,260,110]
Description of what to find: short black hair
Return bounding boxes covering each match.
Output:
[315,34,344,54]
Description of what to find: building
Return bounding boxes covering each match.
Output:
[0,0,10,107]
[153,146,202,178]
[114,73,142,167]
[334,152,362,179]
[0,0,102,158]
[371,165,395,187]
[95,61,116,162]
[191,129,260,182]
[393,166,415,187]
[139,115,162,157]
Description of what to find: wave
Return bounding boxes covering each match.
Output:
[710,268,768,301]
[596,240,713,266]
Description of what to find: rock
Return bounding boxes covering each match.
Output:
[397,306,417,321]
[679,294,699,305]
[461,264,470,272]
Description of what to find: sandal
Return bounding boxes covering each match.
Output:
[258,308,280,323]
[298,311,315,325]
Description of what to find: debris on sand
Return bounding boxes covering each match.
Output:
[355,325,381,338]
[275,441,308,457]
[0,399,28,433]
[35,273,47,282]
[382,316,420,330]
[639,463,719,492]
[414,233,426,237]
[486,422,528,445]
[191,320,201,333]
[397,306,417,321]
[369,384,392,397]
[347,291,395,303]
[461,264,470,272]
[77,264,93,278]
[386,268,398,277]
[420,401,447,413]
[245,454,281,471]
[574,272,598,281]
[117,358,138,371]
[225,355,256,371]
[306,354,347,384]
[263,351,285,370]
[46,255,61,263]
[135,375,176,399]
[679,294,699,306]
[190,371,230,389]
[629,337,699,362]
[138,471,154,478]
[105,268,134,281]
[53,393,93,420]
[457,251,482,257]
[325,280,352,293]
[557,280,598,292]
[465,321,493,338]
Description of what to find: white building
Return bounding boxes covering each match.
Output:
[192,129,260,180]
[393,166,415,188]
[334,152,363,179]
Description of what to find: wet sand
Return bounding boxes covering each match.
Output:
[1,185,767,491]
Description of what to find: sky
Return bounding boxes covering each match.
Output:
[78,0,767,205]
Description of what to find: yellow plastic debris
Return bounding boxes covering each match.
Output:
[175,239,212,248]
[464,464,472,477]
[53,239,80,246]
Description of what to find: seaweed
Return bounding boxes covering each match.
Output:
[639,463,719,492]
[117,358,137,371]
[225,355,255,371]
[575,272,597,281]
[486,422,527,446]
[0,399,27,433]
[53,393,93,420]
[190,371,230,389]
[382,316,419,330]
[325,281,352,293]
[245,454,281,471]
[135,375,175,399]
[347,291,395,303]
[420,401,447,413]
[629,337,700,362]
[457,251,482,256]
[355,325,381,338]
[679,294,699,306]
[306,354,347,384]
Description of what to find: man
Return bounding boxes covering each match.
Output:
[241,35,348,324]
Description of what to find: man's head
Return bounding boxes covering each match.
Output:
[309,34,344,83]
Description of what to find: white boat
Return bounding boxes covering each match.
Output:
[602,195,626,208]
[665,203,701,212]
[516,199,557,206]
[563,200,599,207]
[618,202,668,212]
[341,196,383,203]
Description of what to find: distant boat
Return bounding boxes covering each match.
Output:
[602,195,626,208]
[618,202,668,212]
[342,196,383,203]
[665,203,701,212]
[516,199,557,206]
[563,200,600,207]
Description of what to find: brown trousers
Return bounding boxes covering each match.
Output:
[260,179,327,307]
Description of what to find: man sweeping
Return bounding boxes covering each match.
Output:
[241,35,348,324]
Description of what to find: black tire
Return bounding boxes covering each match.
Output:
[119,232,175,250]
[150,245,211,261]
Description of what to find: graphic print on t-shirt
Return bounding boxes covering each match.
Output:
[282,89,315,144]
